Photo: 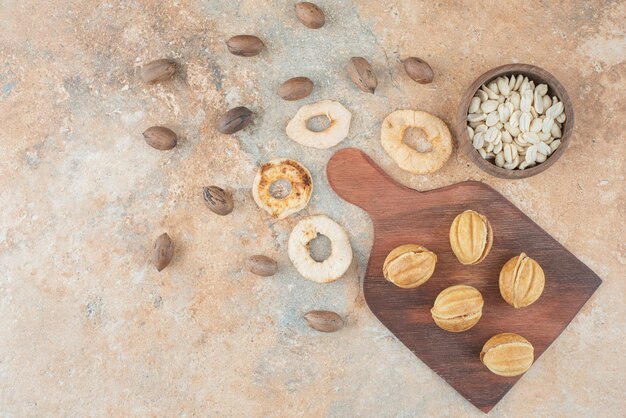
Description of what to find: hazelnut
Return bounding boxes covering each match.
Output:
[202,186,234,216]
[480,333,534,376]
[499,252,545,308]
[449,210,493,265]
[383,244,437,289]
[141,59,177,84]
[245,255,278,277]
[153,233,174,272]
[304,310,344,332]
[347,57,377,94]
[277,77,314,101]
[143,126,177,151]
[431,285,483,332]
[295,2,325,29]
[403,57,434,84]
[217,106,253,134]
[226,35,265,57]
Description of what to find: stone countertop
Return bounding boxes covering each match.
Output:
[0,0,624,416]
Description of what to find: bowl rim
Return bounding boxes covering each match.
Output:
[456,63,574,179]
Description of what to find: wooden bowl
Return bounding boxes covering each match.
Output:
[456,64,574,179]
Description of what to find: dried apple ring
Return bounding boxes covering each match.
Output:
[286,100,352,149]
[253,158,312,219]
[288,215,353,283]
[380,109,452,174]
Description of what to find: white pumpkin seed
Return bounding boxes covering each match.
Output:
[551,123,562,138]
[530,118,543,133]
[481,84,499,100]
[469,121,481,129]
[509,92,521,110]
[467,126,474,140]
[498,77,511,96]
[525,145,538,163]
[498,104,511,123]
[486,141,495,152]
[550,139,561,152]
[486,111,500,126]
[514,74,524,90]
[503,155,519,170]
[478,148,487,158]
[542,117,554,134]
[469,97,481,113]
[520,90,533,112]
[535,84,548,96]
[538,131,551,142]
[529,80,535,90]
[508,75,515,90]
[485,127,499,143]
[472,132,485,149]
[476,90,488,101]
[534,90,544,114]
[511,143,519,159]
[503,143,513,163]
[488,81,499,95]
[514,135,527,146]
[516,143,526,155]
[495,151,505,167]
[536,152,547,163]
[505,122,520,137]
[542,95,552,110]
[546,102,564,119]
[523,132,540,144]
[485,152,496,159]
[519,112,532,132]
[530,107,539,118]
[501,130,513,143]
[509,110,521,127]
[481,100,499,113]
[556,112,566,123]
[520,79,530,94]
[518,160,531,170]
[537,141,551,155]
[493,141,503,154]
[475,124,488,133]
[495,121,503,130]
[467,113,487,122]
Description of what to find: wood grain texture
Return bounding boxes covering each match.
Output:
[327,148,601,413]
[456,64,574,179]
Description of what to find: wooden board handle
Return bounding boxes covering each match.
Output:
[327,148,414,215]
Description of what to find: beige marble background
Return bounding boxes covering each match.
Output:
[0,0,624,416]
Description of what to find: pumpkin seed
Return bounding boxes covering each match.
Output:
[525,145,538,163]
[467,113,487,122]
[497,77,511,96]
[542,117,554,134]
[534,90,544,114]
[469,97,481,113]
[530,118,543,133]
[486,111,500,126]
[495,151,505,167]
[481,100,499,113]
[519,112,531,133]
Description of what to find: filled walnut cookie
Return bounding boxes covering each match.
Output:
[481,333,534,376]
[449,210,493,265]
[383,244,436,289]
[431,285,483,332]
[499,252,545,308]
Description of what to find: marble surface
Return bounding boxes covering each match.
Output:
[0,0,624,416]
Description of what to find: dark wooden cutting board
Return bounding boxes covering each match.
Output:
[326,148,601,413]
